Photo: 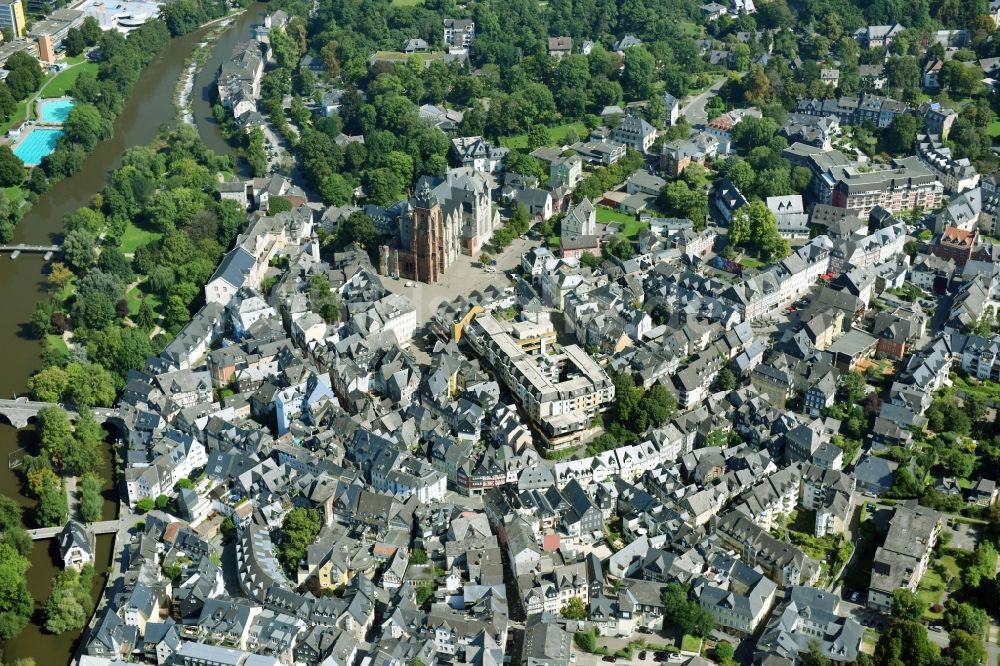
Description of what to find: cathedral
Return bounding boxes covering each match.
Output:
[379,168,500,283]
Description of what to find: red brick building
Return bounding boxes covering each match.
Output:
[932,226,978,266]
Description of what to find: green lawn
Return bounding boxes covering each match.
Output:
[45,333,68,356]
[119,220,162,254]
[0,99,29,135]
[950,373,1000,404]
[500,121,589,149]
[390,0,422,5]
[595,206,650,238]
[680,635,702,654]
[42,62,99,98]
[989,120,1000,139]
[126,281,163,317]
[918,567,946,619]
[2,185,23,207]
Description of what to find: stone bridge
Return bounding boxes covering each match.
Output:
[0,398,117,429]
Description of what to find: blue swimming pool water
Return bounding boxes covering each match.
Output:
[38,98,75,123]
[13,128,63,167]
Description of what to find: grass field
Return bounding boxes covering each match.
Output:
[500,122,589,149]
[595,206,649,238]
[989,120,1000,139]
[41,62,99,98]
[119,220,162,254]
[391,0,423,5]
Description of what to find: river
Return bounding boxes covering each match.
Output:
[0,5,266,662]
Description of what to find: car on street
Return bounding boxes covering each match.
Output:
[930,625,943,632]
[484,266,496,273]
[404,281,414,287]
[602,657,616,662]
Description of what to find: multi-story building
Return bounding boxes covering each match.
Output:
[464,313,615,448]
[932,226,978,267]
[721,235,833,321]
[443,18,475,50]
[715,512,819,587]
[868,505,942,612]
[0,0,26,39]
[610,110,657,153]
[824,157,943,217]
[916,134,979,194]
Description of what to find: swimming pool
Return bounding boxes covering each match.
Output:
[37,98,75,124]
[13,128,64,167]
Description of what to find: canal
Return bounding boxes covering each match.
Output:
[0,5,265,662]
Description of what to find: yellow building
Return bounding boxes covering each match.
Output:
[0,0,25,39]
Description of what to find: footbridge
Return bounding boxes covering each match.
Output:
[26,520,121,540]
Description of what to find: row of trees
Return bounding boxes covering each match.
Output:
[0,498,33,641]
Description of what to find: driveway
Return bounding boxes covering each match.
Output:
[944,522,980,551]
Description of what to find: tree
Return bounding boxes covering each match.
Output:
[574,628,597,652]
[561,596,587,620]
[135,497,154,513]
[838,371,867,404]
[47,262,73,292]
[962,541,997,589]
[63,28,86,56]
[714,642,736,666]
[881,114,917,154]
[63,228,98,270]
[27,366,69,403]
[136,300,155,330]
[78,473,102,523]
[43,565,93,634]
[62,103,112,152]
[278,508,321,573]
[621,47,655,100]
[874,620,938,666]
[37,406,73,470]
[661,582,716,637]
[946,630,986,666]
[268,196,293,214]
[80,16,101,44]
[0,542,33,640]
[410,548,428,564]
[0,145,23,186]
[943,599,988,636]
[891,588,925,622]
[714,367,738,391]
[37,482,68,527]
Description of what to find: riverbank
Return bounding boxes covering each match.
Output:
[0,8,265,663]
[175,10,249,125]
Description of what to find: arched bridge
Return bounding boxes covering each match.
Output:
[0,398,117,429]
